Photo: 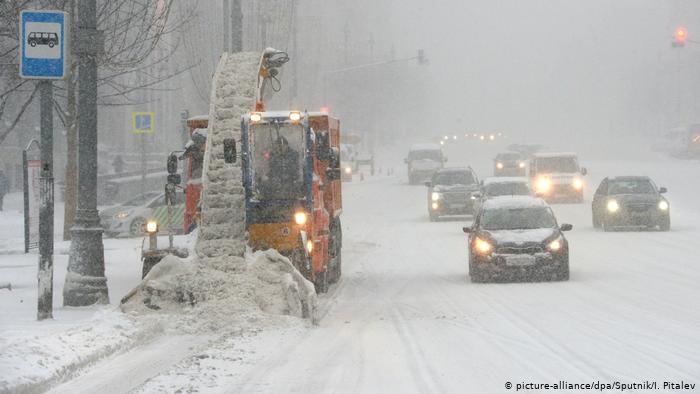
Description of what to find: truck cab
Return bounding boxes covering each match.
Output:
[405,143,446,185]
[529,152,587,203]
[241,111,342,293]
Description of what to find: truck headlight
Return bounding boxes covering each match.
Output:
[431,192,441,201]
[572,178,584,190]
[431,202,439,210]
[496,162,504,169]
[474,238,493,255]
[536,178,551,193]
[518,162,526,168]
[658,200,669,211]
[116,211,130,220]
[294,211,307,225]
[344,166,352,174]
[607,200,620,213]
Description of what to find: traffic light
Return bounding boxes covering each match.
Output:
[673,26,687,47]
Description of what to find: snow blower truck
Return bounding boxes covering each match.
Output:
[238,110,343,293]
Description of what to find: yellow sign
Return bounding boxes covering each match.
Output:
[131,112,155,134]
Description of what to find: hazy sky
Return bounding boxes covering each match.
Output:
[333,0,700,147]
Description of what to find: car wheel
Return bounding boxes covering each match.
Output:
[429,212,439,222]
[602,217,613,232]
[129,217,146,236]
[48,42,55,48]
[30,41,36,47]
[659,215,671,231]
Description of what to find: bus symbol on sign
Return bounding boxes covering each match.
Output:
[28,32,59,48]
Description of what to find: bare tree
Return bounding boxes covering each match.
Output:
[1,0,197,239]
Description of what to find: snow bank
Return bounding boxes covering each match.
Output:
[0,309,161,394]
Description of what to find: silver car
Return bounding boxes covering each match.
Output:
[100,191,185,237]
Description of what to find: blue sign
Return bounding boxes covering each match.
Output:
[19,10,70,80]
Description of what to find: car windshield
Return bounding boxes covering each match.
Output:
[122,192,160,206]
[409,150,442,161]
[433,171,475,186]
[481,207,556,230]
[535,157,579,173]
[484,183,531,197]
[251,122,305,200]
[609,179,655,194]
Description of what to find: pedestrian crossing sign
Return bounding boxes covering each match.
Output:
[132,112,155,134]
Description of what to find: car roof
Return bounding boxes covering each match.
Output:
[435,167,473,174]
[410,143,442,151]
[482,177,528,186]
[495,152,521,158]
[531,152,578,158]
[482,196,548,210]
[608,176,651,182]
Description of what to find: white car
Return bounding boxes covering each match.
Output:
[100,191,185,237]
[473,177,533,215]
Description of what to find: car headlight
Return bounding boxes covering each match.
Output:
[658,200,669,211]
[431,202,439,210]
[607,199,619,213]
[572,178,584,190]
[474,238,493,255]
[431,192,441,201]
[294,211,307,225]
[496,162,504,169]
[548,237,562,252]
[116,211,130,220]
[518,162,526,168]
[344,166,352,174]
[536,177,551,193]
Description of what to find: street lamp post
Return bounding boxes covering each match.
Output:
[64,0,109,306]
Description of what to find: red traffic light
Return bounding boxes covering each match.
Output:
[674,26,688,46]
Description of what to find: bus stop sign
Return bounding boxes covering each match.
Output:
[19,10,70,80]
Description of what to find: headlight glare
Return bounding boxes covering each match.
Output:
[548,238,562,252]
[474,238,493,255]
[536,178,551,193]
[145,220,158,234]
[431,192,441,201]
[658,200,669,211]
[496,162,504,169]
[607,200,619,213]
[518,162,526,168]
[572,178,584,190]
[294,211,307,225]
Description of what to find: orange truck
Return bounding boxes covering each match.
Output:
[241,110,343,293]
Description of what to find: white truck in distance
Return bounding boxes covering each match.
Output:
[405,143,446,185]
[529,152,587,203]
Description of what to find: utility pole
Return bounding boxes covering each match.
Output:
[65,0,109,306]
[37,80,54,320]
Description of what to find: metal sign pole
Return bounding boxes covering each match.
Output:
[23,149,30,254]
[37,80,54,320]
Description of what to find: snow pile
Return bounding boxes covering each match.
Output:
[120,250,317,331]
[0,309,160,394]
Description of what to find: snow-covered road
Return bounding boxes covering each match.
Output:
[37,154,700,393]
[225,156,700,393]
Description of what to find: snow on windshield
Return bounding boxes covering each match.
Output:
[535,157,579,173]
[433,171,475,186]
[609,179,655,195]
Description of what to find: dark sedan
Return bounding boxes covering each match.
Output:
[464,196,572,282]
[592,176,670,231]
[494,152,526,176]
[426,167,479,221]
